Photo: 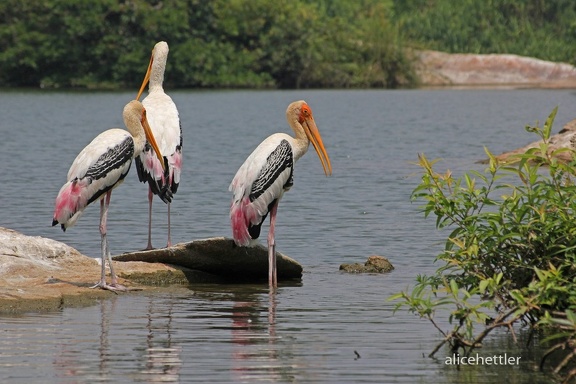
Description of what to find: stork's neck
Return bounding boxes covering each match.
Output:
[124,114,146,157]
[290,121,310,162]
[148,60,166,92]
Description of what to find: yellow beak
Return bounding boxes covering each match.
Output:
[303,118,332,176]
[136,53,153,101]
[141,109,166,172]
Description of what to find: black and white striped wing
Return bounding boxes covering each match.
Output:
[68,129,134,205]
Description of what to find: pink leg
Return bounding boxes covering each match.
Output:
[145,187,154,250]
[267,200,279,289]
[166,202,172,248]
[91,191,126,292]
[166,172,173,248]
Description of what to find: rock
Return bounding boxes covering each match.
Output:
[415,50,576,88]
[112,237,303,282]
[478,118,576,164]
[0,227,91,283]
[340,255,394,273]
[0,227,303,314]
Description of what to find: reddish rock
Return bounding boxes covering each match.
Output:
[415,50,576,88]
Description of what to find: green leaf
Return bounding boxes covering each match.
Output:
[479,279,490,294]
[449,279,458,295]
[543,106,558,141]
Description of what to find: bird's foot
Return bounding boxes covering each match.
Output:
[90,280,128,293]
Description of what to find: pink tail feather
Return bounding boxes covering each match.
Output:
[230,197,258,246]
[53,179,89,228]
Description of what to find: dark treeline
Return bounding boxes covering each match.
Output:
[1,0,575,89]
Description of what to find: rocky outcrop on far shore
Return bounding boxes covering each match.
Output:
[416,50,576,88]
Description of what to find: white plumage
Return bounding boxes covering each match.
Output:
[135,41,182,249]
[54,129,134,229]
[229,100,332,288]
[52,100,165,291]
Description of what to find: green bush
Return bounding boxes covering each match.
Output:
[0,0,416,89]
[390,107,576,380]
[394,0,576,64]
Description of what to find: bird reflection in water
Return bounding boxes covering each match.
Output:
[140,296,182,382]
[230,289,288,382]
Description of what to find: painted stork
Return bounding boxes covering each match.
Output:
[229,100,332,287]
[52,100,166,291]
[135,41,182,249]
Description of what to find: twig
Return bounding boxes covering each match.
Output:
[429,335,450,358]
[540,342,566,372]
[554,349,576,375]
[562,367,576,384]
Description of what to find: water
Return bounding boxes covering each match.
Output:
[1,88,575,383]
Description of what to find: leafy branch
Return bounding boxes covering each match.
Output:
[391,107,576,380]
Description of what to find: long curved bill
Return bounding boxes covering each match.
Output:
[303,118,332,176]
[136,53,153,101]
[141,109,166,172]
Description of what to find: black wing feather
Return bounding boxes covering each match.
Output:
[249,139,293,202]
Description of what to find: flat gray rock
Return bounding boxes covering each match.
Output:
[112,237,303,282]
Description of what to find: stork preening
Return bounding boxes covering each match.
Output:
[135,41,182,249]
[52,100,166,291]
[229,100,332,288]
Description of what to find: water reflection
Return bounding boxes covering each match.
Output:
[141,297,182,382]
[190,285,288,382]
[4,89,574,382]
[230,291,278,382]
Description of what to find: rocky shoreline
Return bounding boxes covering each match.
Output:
[0,227,302,314]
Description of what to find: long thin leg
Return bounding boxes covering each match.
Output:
[146,187,154,250]
[166,202,172,248]
[267,200,279,289]
[94,197,108,288]
[91,191,126,292]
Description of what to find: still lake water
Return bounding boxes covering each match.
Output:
[1,88,576,383]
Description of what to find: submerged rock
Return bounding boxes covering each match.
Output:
[340,255,394,274]
[112,237,303,282]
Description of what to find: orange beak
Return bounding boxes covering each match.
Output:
[141,109,166,172]
[302,117,332,176]
[136,52,153,101]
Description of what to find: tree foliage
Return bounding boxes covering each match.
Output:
[2,0,575,89]
[0,0,415,89]
[394,0,576,63]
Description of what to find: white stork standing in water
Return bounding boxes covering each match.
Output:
[135,41,182,249]
[52,100,166,291]
[229,100,332,288]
